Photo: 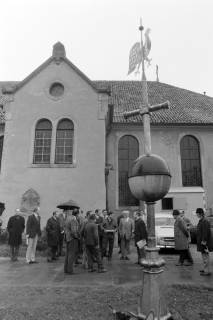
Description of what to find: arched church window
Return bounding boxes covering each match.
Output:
[180,135,202,186]
[33,119,52,164]
[0,136,4,171]
[118,135,139,206]
[55,119,74,164]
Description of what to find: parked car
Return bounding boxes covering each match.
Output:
[155,213,175,249]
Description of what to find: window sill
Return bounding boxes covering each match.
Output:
[30,163,76,168]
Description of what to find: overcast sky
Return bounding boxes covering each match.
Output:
[0,0,213,96]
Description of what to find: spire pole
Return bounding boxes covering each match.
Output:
[139,18,151,155]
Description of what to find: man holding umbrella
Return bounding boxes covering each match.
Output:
[57,200,80,274]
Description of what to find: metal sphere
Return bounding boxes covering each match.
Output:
[128,154,171,202]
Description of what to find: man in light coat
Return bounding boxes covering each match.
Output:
[173,209,192,266]
[64,209,80,274]
[26,207,41,264]
[119,210,134,260]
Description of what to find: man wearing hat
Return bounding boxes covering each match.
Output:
[196,208,213,276]
[83,213,106,273]
[7,208,25,261]
[102,211,117,261]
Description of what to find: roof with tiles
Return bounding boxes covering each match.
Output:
[0,79,213,125]
[94,80,213,125]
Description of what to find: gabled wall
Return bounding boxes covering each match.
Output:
[0,60,107,226]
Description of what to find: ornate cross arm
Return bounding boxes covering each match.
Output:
[123,101,170,119]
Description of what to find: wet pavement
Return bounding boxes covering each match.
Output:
[0,245,213,288]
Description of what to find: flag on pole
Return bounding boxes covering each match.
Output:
[127,42,142,75]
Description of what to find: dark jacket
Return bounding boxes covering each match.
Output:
[7,214,25,246]
[46,216,61,247]
[64,215,79,242]
[26,214,41,238]
[197,217,213,252]
[102,216,117,238]
[134,218,147,244]
[84,221,99,247]
[95,216,104,236]
[174,216,189,250]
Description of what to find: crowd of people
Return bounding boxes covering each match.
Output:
[4,207,148,274]
[1,204,212,277]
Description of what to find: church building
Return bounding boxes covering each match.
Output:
[1,42,213,226]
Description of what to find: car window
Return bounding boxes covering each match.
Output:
[155,217,174,226]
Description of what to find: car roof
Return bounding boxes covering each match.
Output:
[155,213,173,218]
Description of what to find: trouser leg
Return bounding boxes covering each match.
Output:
[120,237,126,257]
[93,247,103,270]
[14,246,19,260]
[136,245,146,262]
[186,247,193,263]
[202,252,210,274]
[86,245,95,270]
[26,237,36,263]
[125,239,130,256]
[179,250,185,264]
[64,242,69,272]
[10,246,15,260]
[108,235,114,259]
[65,239,78,273]
[30,235,38,262]
[102,235,107,257]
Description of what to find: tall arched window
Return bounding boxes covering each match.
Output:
[55,119,74,164]
[180,135,202,186]
[0,136,4,171]
[118,135,139,206]
[33,119,52,164]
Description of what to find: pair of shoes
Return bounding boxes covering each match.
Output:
[200,270,204,273]
[98,268,107,273]
[175,262,183,266]
[52,257,58,261]
[88,268,96,272]
[200,272,211,276]
[120,256,125,260]
[125,256,129,260]
[47,259,53,263]
[64,271,74,275]
[134,262,140,265]
[31,261,39,264]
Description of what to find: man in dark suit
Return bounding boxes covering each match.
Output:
[46,211,61,262]
[134,211,147,264]
[84,214,106,273]
[26,207,41,264]
[7,208,25,261]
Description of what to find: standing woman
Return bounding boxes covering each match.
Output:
[173,209,191,266]
[196,208,212,276]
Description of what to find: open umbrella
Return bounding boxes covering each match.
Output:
[57,199,80,210]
